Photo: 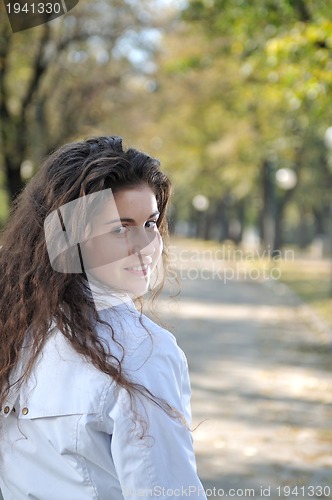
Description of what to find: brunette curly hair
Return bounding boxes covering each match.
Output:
[0,136,179,426]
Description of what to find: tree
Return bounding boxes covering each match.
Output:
[0,0,164,203]
[140,0,332,248]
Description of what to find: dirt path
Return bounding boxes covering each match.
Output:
[157,242,332,499]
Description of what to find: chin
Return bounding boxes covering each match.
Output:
[126,282,150,297]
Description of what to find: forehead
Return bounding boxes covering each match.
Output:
[98,185,158,217]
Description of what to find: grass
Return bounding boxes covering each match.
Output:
[273,257,332,329]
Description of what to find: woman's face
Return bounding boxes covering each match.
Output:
[80,184,163,297]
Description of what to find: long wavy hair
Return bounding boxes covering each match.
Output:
[0,136,179,428]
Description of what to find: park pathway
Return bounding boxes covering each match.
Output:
[157,241,332,500]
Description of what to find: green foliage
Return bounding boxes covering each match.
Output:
[0,0,165,201]
[1,0,331,247]
[142,0,332,244]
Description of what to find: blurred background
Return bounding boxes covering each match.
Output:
[0,0,332,319]
[0,0,331,497]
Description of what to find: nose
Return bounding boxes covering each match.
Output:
[128,226,156,257]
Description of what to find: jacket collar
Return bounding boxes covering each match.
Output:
[86,273,135,312]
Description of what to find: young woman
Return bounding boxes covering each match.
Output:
[0,136,206,499]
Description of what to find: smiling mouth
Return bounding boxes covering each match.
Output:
[124,263,150,277]
[125,264,148,272]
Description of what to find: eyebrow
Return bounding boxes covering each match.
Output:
[105,211,160,225]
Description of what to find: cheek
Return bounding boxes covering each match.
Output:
[81,229,164,272]
[81,234,131,269]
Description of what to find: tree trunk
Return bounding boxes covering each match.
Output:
[4,156,24,201]
[293,0,311,22]
[261,159,276,251]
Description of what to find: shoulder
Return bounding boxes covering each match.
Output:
[131,312,188,371]
[121,313,189,394]
[129,314,187,370]
[99,305,188,372]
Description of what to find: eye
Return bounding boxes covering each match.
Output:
[145,220,158,230]
[111,226,129,236]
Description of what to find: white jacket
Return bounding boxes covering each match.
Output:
[0,292,206,500]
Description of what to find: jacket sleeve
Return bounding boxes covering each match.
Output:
[101,333,206,500]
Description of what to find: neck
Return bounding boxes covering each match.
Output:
[86,273,133,311]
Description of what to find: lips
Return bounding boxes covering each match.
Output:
[124,262,151,277]
[125,264,149,272]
